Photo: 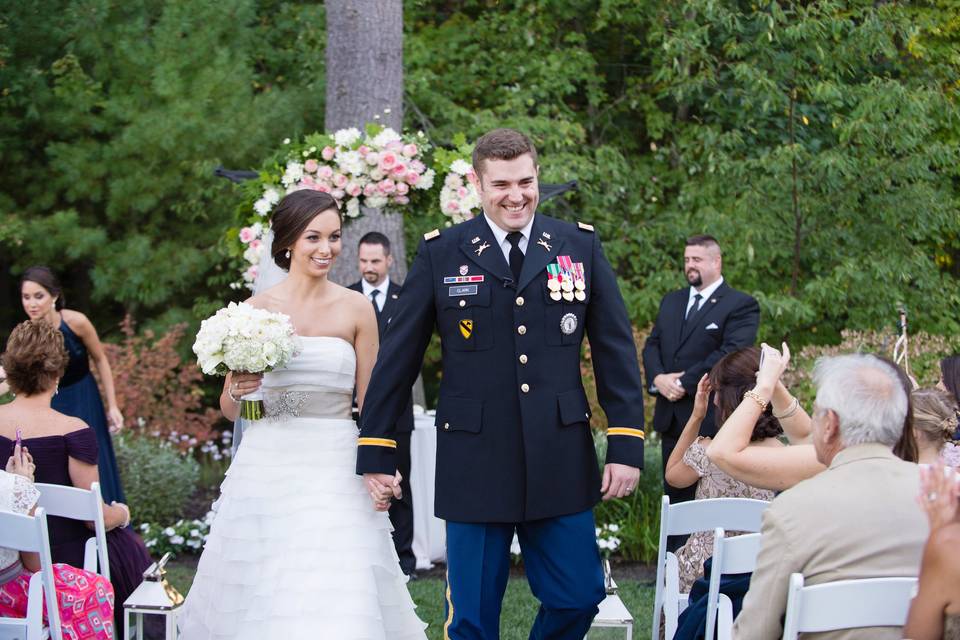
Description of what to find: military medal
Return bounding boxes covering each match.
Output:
[574,290,586,302]
[550,291,562,301]
[560,313,578,335]
[546,264,562,298]
[562,291,574,301]
[572,262,586,301]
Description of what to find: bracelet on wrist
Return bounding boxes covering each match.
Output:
[743,389,770,411]
[227,386,241,403]
[773,396,801,419]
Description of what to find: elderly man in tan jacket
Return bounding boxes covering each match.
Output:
[733,353,927,639]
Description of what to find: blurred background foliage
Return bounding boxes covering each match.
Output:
[1,0,958,402]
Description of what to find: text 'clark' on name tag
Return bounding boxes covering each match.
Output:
[448,285,479,297]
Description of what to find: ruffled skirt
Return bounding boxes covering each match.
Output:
[178,417,427,639]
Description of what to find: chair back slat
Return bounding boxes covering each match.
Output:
[0,507,64,639]
[782,573,917,639]
[666,498,769,535]
[34,482,110,581]
[706,529,763,640]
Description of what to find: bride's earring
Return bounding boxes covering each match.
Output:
[285,250,291,259]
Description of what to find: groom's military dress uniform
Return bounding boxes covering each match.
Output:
[357,213,645,640]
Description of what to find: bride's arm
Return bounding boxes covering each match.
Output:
[353,294,380,413]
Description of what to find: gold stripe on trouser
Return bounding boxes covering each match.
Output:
[444,567,455,639]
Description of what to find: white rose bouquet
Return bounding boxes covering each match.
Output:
[193,302,300,420]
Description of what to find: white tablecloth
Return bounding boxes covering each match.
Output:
[411,409,446,569]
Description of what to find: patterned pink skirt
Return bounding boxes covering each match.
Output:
[0,563,115,639]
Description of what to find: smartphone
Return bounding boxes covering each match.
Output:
[759,347,766,371]
[15,428,22,449]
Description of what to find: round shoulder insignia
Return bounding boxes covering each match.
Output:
[560,312,578,335]
[423,229,441,241]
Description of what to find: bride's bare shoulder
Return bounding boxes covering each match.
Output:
[244,288,285,312]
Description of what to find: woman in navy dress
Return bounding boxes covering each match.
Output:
[19,266,127,503]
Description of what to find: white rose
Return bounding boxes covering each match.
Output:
[450,159,472,175]
[333,127,362,147]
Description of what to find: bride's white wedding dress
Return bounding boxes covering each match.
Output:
[179,337,427,639]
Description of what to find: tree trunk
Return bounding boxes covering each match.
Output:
[325,0,406,288]
[324,0,426,406]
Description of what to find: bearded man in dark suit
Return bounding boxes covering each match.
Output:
[642,235,760,511]
[348,231,417,577]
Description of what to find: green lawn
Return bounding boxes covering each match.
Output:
[165,560,655,639]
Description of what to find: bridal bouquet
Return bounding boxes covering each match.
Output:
[193,302,299,420]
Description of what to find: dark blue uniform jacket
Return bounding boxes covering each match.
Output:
[357,213,645,523]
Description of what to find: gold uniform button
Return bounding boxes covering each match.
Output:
[519,354,528,364]
[521,383,530,393]
[515,296,525,306]
[517,325,527,335]
[459,300,466,308]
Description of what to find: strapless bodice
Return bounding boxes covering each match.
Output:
[260,337,356,421]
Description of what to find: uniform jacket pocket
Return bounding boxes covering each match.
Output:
[435,396,484,433]
[557,388,591,426]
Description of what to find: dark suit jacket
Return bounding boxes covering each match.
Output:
[348,279,414,433]
[642,282,759,438]
[356,214,646,523]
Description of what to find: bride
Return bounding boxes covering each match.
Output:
[179,190,427,639]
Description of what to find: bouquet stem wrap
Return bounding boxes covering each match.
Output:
[239,390,265,421]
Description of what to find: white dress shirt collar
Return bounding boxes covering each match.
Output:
[361,278,390,311]
[688,276,724,309]
[483,213,535,263]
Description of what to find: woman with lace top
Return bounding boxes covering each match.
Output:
[0,320,151,629]
[0,440,116,638]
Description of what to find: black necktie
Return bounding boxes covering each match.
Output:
[506,232,524,282]
[685,293,702,321]
[369,289,381,317]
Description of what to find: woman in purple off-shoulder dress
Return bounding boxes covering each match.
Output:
[0,320,152,629]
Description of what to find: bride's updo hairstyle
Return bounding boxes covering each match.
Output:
[271,190,341,270]
[709,346,784,442]
[2,320,68,396]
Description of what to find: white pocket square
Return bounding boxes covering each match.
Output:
[705,322,719,330]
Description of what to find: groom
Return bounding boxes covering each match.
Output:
[357,128,646,639]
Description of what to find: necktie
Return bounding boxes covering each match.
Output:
[369,289,381,316]
[506,232,524,282]
[685,293,702,321]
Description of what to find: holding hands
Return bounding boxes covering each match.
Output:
[363,471,403,512]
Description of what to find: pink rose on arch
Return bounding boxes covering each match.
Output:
[239,227,257,243]
[304,159,320,173]
[347,182,363,197]
[321,146,336,161]
[331,189,346,200]
[333,173,349,188]
[386,140,403,152]
[457,186,469,198]
[392,163,408,176]
[402,143,418,157]
[378,179,396,194]
[395,182,410,195]
[316,183,332,193]
[245,265,259,280]
[317,165,334,180]
[379,152,398,171]
[410,160,426,173]
[357,145,370,157]
[393,195,409,205]
[446,200,461,213]
[405,171,421,186]
[363,183,378,197]
[249,239,262,251]
[299,175,316,189]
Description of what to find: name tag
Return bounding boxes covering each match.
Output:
[448,285,478,297]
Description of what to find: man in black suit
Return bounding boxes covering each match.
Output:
[642,235,760,509]
[348,231,417,577]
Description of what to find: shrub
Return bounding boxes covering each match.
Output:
[115,433,200,525]
[97,316,225,454]
[139,511,213,558]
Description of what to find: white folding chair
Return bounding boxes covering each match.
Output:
[0,507,63,640]
[781,573,917,640]
[34,482,110,581]
[652,496,769,640]
[705,529,762,640]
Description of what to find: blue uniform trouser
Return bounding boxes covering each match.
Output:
[444,509,606,640]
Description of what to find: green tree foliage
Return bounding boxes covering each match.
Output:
[0,0,324,336]
[2,0,958,351]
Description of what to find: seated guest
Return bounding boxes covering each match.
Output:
[1,443,115,638]
[664,349,778,593]
[0,320,151,628]
[903,463,960,640]
[938,355,960,439]
[733,348,927,639]
[912,388,960,466]
[707,343,824,491]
